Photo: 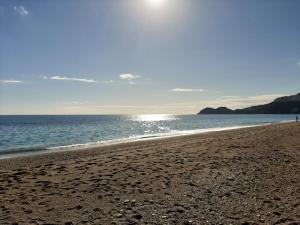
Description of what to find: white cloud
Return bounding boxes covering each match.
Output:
[119,74,140,81]
[0,80,23,84]
[171,88,205,92]
[48,76,97,83]
[13,6,29,16]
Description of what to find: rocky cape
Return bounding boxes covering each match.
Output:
[198,93,300,114]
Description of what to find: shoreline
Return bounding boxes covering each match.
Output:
[0,122,299,224]
[0,122,281,160]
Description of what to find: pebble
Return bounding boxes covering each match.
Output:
[115,213,123,218]
[227,176,234,181]
[133,214,143,220]
[65,222,73,225]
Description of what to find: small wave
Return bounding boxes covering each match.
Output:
[0,123,269,159]
[141,135,160,139]
[0,146,46,155]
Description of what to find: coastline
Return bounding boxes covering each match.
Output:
[0,122,279,160]
[0,122,299,224]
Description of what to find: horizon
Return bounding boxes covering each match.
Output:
[1,0,300,115]
[0,92,299,116]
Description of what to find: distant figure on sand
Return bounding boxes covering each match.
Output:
[297,116,298,122]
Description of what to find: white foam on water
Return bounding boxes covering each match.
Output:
[0,123,273,159]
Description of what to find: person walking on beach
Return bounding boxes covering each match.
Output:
[297,116,298,122]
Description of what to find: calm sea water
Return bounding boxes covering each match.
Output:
[0,114,296,157]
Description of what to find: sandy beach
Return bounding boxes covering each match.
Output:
[0,122,299,225]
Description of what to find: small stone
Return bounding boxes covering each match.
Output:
[115,213,123,218]
[273,211,281,216]
[65,222,73,225]
[133,214,143,220]
[241,222,250,225]
[75,205,82,210]
[176,159,184,164]
[227,176,234,181]
[177,209,184,213]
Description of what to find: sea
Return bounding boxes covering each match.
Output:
[0,114,297,158]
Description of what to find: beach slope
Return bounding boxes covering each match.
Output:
[0,123,299,224]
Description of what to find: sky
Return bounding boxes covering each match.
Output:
[0,0,299,115]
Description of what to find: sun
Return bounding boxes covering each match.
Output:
[146,0,166,9]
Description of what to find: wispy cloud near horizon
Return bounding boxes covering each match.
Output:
[13,6,29,16]
[0,80,23,84]
[47,76,97,83]
[171,88,205,92]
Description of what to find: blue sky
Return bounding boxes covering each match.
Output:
[0,0,299,114]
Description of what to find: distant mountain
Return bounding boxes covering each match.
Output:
[198,93,300,114]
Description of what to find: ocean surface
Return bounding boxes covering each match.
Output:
[0,114,296,157]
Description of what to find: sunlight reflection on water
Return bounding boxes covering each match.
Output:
[129,114,178,122]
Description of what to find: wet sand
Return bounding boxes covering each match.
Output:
[0,122,299,225]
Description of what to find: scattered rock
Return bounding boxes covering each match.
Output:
[75,205,82,210]
[133,213,143,220]
[115,213,123,218]
[65,222,73,225]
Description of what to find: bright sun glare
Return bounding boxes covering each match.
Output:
[146,0,166,8]
[130,114,177,122]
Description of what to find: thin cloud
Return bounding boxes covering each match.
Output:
[298,62,300,66]
[56,101,90,106]
[48,76,97,83]
[0,80,23,84]
[220,95,240,99]
[13,6,29,16]
[119,74,140,81]
[101,80,115,84]
[171,88,205,92]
